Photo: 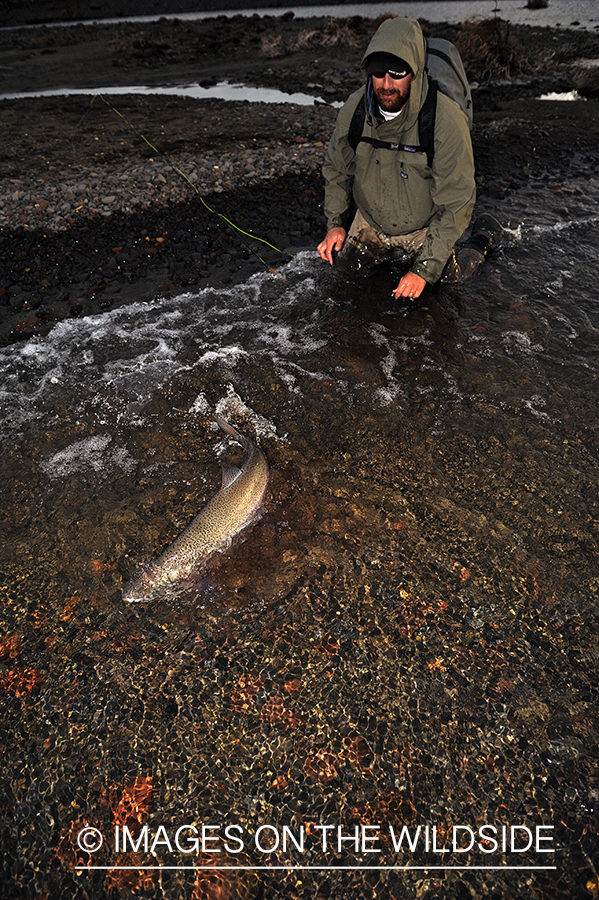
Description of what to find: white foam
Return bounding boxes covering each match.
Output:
[189,393,211,416]
[522,395,557,423]
[215,385,285,443]
[531,214,599,236]
[0,256,341,447]
[373,384,405,405]
[1,236,597,457]
[502,331,544,357]
[368,323,390,348]
[196,346,249,367]
[39,433,136,480]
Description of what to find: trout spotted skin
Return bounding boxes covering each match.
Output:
[122,418,268,602]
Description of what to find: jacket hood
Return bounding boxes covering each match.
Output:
[362,17,428,129]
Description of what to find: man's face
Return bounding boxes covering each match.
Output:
[371,71,412,114]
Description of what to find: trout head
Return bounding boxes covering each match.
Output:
[122,561,165,603]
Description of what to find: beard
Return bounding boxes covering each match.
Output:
[374,80,411,114]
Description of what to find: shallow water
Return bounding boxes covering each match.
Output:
[1,171,598,899]
[0,81,340,106]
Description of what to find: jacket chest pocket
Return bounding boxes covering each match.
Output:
[354,145,432,232]
[376,151,430,221]
[383,149,430,179]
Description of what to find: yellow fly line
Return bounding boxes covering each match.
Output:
[92,93,292,273]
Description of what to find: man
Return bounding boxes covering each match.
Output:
[317,16,501,299]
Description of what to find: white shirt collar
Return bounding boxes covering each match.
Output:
[378,105,404,121]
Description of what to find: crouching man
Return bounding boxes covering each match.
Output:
[317,16,501,299]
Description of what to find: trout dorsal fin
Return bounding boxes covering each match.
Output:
[221,465,242,489]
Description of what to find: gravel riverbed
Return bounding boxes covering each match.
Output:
[1,132,331,233]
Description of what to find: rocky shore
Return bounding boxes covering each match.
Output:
[0,91,337,343]
[1,12,599,345]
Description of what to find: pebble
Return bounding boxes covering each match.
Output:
[0,139,329,232]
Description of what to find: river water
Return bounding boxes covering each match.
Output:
[3,0,597,30]
[251,0,599,30]
[1,148,598,897]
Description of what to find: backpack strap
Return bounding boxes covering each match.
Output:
[418,79,437,169]
[347,81,438,168]
[347,92,367,152]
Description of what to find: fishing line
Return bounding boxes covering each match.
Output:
[92,93,292,274]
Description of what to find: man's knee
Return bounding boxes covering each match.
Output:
[442,214,504,284]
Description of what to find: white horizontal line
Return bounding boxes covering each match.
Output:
[75,865,557,871]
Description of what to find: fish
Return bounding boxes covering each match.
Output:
[122,417,269,602]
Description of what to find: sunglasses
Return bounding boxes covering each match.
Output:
[371,69,410,80]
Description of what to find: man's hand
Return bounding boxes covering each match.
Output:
[317,227,346,265]
[392,271,427,300]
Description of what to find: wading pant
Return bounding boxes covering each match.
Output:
[336,210,484,284]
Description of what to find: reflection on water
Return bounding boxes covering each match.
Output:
[0,81,340,106]
[3,0,598,30]
[1,176,598,899]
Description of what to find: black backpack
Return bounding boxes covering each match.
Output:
[347,38,472,168]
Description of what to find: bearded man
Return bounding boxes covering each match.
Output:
[317,17,501,298]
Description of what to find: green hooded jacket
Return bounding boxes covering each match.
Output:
[323,17,476,284]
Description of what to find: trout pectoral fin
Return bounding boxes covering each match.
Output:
[221,465,242,489]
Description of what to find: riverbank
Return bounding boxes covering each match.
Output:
[1,12,599,345]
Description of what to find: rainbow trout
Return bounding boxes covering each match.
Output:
[122,418,268,602]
